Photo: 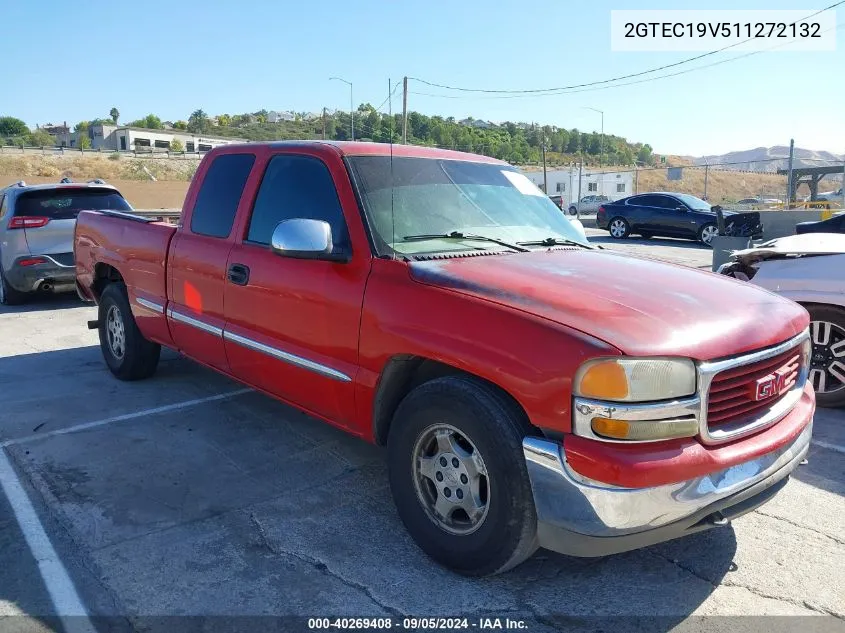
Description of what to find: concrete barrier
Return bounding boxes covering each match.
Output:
[758,210,824,239]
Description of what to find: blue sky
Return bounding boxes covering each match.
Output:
[3,0,842,156]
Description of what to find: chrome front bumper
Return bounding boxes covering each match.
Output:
[522,419,812,557]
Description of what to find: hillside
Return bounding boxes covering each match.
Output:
[0,153,792,210]
[694,146,844,173]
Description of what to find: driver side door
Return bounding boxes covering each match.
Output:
[222,149,372,428]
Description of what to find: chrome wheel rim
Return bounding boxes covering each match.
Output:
[411,424,490,535]
[701,225,719,244]
[106,305,126,360]
[610,219,627,238]
[809,320,845,395]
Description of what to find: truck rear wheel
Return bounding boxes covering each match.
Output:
[387,375,538,576]
[98,283,160,381]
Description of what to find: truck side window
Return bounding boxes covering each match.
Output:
[0,194,7,219]
[190,153,255,238]
[246,154,350,250]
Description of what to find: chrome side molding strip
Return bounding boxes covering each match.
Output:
[136,297,164,314]
[223,330,351,383]
[166,307,224,338]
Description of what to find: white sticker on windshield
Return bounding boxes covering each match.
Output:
[501,170,545,197]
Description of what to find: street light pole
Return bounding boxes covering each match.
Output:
[583,107,604,168]
[329,77,353,141]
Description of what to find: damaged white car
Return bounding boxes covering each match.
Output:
[718,233,845,407]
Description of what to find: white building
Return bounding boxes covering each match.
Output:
[519,167,635,206]
[268,110,296,123]
[55,125,246,153]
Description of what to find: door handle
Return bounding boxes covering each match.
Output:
[227,263,250,286]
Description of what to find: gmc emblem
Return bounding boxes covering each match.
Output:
[752,365,793,401]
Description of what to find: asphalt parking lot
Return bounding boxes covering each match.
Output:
[0,236,843,633]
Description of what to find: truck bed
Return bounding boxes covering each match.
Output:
[74,209,177,311]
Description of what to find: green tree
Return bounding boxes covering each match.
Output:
[109,107,120,124]
[74,121,90,133]
[566,129,580,154]
[637,143,654,166]
[29,129,54,147]
[0,116,29,137]
[170,138,184,152]
[217,114,231,127]
[188,109,209,133]
[129,114,162,129]
[78,134,92,149]
[172,120,188,130]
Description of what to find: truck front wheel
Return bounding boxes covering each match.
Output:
[387,376,538,576]
[98,283,161,381]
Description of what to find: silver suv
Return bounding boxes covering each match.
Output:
[567,194,610,216]
[0,179,132,305]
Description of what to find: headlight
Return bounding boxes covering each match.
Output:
[574,357,697,403]
[800,336,811,370]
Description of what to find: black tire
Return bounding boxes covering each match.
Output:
[98,283,160,381]
[805,304,845,408]
[0,266,26,306]
[608,216,630,239]
[387,375,538,576]
[698,223,718,247]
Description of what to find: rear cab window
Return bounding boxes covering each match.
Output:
[14,188,131,219]
[190,153,256,238]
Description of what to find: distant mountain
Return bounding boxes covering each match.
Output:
[693,146,843,173]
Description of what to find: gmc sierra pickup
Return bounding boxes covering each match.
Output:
[75,141,815,576]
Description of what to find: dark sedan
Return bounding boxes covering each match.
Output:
[795,211,844,235]
[596,192,732,246]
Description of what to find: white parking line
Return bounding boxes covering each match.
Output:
[0,449,97,633]
[1,388,252,448]
[811,439,845,454]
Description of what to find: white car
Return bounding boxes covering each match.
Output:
[718,233,845,407]
[567,195,610,216]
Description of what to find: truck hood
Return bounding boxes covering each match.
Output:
[409,249,808,361]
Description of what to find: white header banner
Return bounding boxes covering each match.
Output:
[610,10,836,52]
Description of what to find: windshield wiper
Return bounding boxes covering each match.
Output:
[517,236,594,249]
[402,231,529,253]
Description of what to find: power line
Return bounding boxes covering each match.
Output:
[411,22,844,100]
[409,2,844,95]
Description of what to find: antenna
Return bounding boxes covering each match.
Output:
[389,78,396,261]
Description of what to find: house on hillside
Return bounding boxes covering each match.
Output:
[458,118,493,129]
[268,110,296,123]
[40,122,70,136]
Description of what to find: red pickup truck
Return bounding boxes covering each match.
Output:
[75,141,815,576]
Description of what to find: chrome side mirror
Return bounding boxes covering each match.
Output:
[270,219,333,260]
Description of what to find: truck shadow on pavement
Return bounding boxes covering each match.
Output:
[0,346,743,630]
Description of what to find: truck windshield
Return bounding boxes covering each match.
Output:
[15,188,132,220]
[348,156,589,256]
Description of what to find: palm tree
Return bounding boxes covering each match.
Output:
[188,109,208,133]
[109,107,119,125]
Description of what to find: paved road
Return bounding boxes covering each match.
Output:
[0,250,842,633]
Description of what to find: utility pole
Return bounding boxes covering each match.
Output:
[542,139,548,194]
[703,162,709,200]
[330,77,353,141]
[402,76,408,144]
[634,166,639,194]
[786,138,795,208]
[322,107,326,140]
[577,152,583,217]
